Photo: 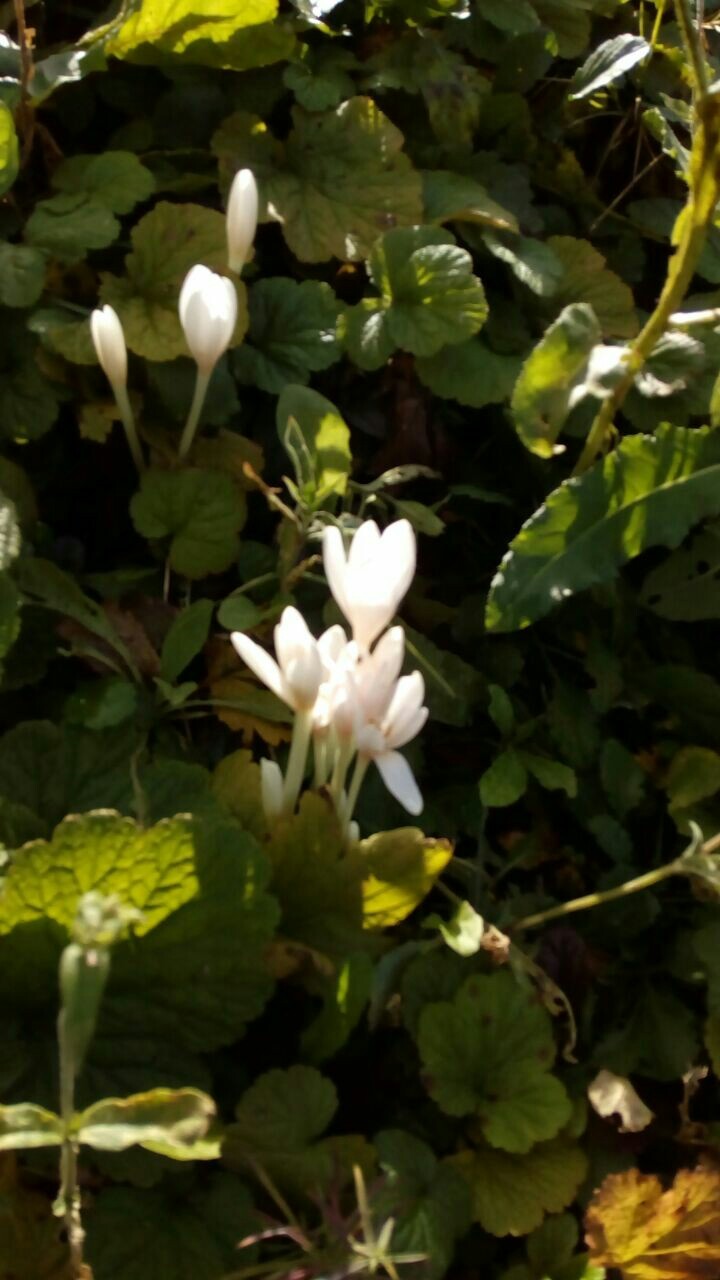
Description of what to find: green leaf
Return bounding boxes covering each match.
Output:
[417,338,522,409]
[480,749,528,808]
[600,739,645,819]
[596,987,699,1082]
[225,1065,365,1198]
[511,303,601,458]
[0,491,20,571]
[64,677,139,731]
[545,238,637,338]
[534,2,591,58]
[374,1130,473,1280]
[486,425,720,633]
[130,468,246,578]
[276,385,351,509]
[452,1138,588,1237]
[640,525,720,621]
[51,151,155,214]
[360,827,453,929]
[236,278,342,394]
[212,97,423,263]
[521,753,577,798]
[300,953,374,1064]
[418,971,572,1152]
[0,101,18,197]
[75,1087,214,1153]
[488,683,515,736]
[343,226,488,370]
[0,333,61,442]
[527,1212,579,1271]
[0,1103,64,1150]
[85,1174,258,1280]
[430,900,485,957]
[100,202,247,361]
[104,0,293,71]
[25,194,120,261]
[475,0,539,34]
[569,35,651,101]
[283,46,356,110]
[482,231,564,298]
[665,746,720,823]
[0,243,46,307]
[404,625,485,728]
[422,170,518,233]
[160,599,214,683]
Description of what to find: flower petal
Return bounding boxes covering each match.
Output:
[382,519,416,610]
[348,519,380,572]
[322,525,350,618]
[375,750,423,815]
[230,632,288,704]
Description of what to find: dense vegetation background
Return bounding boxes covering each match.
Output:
[1,0,720,1276]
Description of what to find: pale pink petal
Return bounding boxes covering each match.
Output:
[375,750,423,815]
[230,632,288,704]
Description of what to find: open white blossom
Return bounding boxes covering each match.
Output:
[355,671,428,815]
[231,605,323,714]
[322,519,415,652]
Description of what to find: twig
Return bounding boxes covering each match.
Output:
[12,0,34,161]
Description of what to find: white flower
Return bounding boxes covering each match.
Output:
[90,305,127,388]
[355,626,405,723]
[322,519,416,652]
[356,671,427,815]
[260,758,284,823]
[226,168,258,274]
[179,264,238,376]
[231,605,323,713]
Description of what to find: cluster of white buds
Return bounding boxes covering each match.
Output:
[89,168,259,467]
[231,519,428,833]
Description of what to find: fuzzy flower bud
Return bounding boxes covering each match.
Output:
[90,304,127,389]
[226,168,258,274]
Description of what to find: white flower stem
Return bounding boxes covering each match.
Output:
[313,733,329,788]
[178,368,211,461]
[328,739,354,820]
[114,384,144,473]
[282,710,312,816]
[345,754,369,826]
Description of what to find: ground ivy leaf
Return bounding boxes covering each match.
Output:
[100,202,247,360]
[418,971,571,1152]
[511,303,601,459]
[417,338,522,408]
[283,46,356,111]
[422,170,518,233]
[373,1130,473,1280]
[212,97,423,263]
[482,231,564,298]
[0,243,46,307]
[235,277,342,393]
[344,226,488,370]
[585,1166,720,1277]
[452,1138,588,1237]
[224,1065,368,1198]
[130,467,246,578]
[25,193,120,261]
[276,385,351,509]
[360,828,453,929]
[51,151,156,215]
[475,0,539,34]
[104,0,292,71]
[479,749,528,808]
[0,101,19,197]
[84,1173,258,1280]
[546,237,638,339]
[0,332,62,442]
[486,425,720,633]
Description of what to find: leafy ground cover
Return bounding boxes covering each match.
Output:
[1,0,720,1277]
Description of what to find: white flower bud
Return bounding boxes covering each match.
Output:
[226,168,258,274]
[260,758,284,823]
[179,264,238,376]
[90,305,127,389]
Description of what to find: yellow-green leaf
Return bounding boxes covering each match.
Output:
[360,828,453,929]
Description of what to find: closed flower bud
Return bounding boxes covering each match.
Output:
[179,264,238,376]
[90,304,128,389]
[260,758,284,823]
[226,168,258,274]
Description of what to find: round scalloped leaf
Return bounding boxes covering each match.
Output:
[0,244,46,308]
[51,151,155,215]
[418,970,571,1153]
[451,1138,588,1237]
[234,277,343,393]
[224,1064,369,1198]
[130,467,246,578]
[486,425,720,633]
[344,226,488,370]
[25,194,120,261]
[545,236,637,339]
[416,338,521,408]
[85,1173,258,1280]
[100,202,247,361]
[374,1130,472,1280]
[104,0,294,69]
[585,1166,720,1277]
[212,97,423,263]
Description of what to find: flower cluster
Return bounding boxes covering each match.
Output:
[90,168,258,467]
[231,519,428,833]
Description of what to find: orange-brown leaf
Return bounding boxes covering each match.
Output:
[585,1164,720,1279]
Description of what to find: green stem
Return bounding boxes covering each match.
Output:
[650,0,668,47]
[114,384,144,473]
[328,738,354,820]
[674,0,708,95]
[510,860,680,933]
[178,369,210,461]
[57,1013,84,1276]
[313,733,329,788]
[574,24,718,476]
[344,754,369,826]
[282,711,312,816]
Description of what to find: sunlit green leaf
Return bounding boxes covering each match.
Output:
[130,468,246,578]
